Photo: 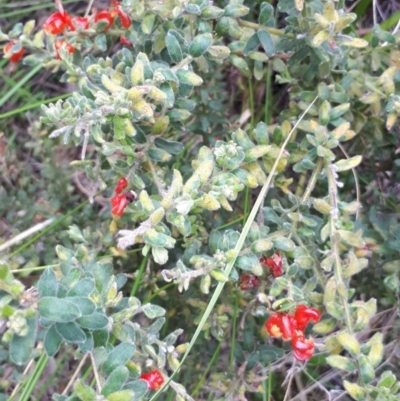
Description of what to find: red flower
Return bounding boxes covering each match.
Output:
[239,274,260,290]
[71,16,89,30]
[4,41,24,63]
[291,333,315,361]
[140,370,164,390]
[43,11,72,34]
[266,313,297,340]
[110,194,128,216]
[111,0,131,29]
[94,10,114,30]
[114,177,128,194]
[294,305,321,331]
[260,253,283,277]
[266,313,284,338]
[54,40,75,59]
[120,36,132,46]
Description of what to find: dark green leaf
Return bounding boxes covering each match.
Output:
[243,33,260,56]
[67,297,96,316]
[258,30,275,56]
[154,138,184,154]
[44,324,63,356]
[10,316,37,365]
[103,343,135,375]
[38,297,81,322]
[68,278,95,297]
[189,33,213,57]
[102,366,129,396]
[37,267,58,297]
[56,322,86,343]
[165,32,183,63]
[76,312,109,330]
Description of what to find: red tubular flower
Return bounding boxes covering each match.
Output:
[54,40,75,59]
[291,333,315,361]
[111,194,128,216]
[260,253,283,277]
[43,11,71,34]
[4,41,25,63]
[94,10,114,30]
[71,16,89,30]
[239,274,260,290]
[120,35,132,46]
[140,370,164,390]
[265,314,283,338]
[114,177,128,194]
[280,314,298,340]
[111,0,131,28]
[294,305,321,331]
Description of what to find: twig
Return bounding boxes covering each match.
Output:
[62,354,89,395]
[90,352,102,393]
[0,218,54,253]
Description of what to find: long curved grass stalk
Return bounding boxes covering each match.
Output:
[149,96,319,401]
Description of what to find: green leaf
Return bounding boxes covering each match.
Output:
[10,316,37,365]
[142,303,166,319]
[103,343,135,375]
[74,380,96,401]
[258,30,275,56]
[210,268,229,282]
[154,138,184,154]
[243,33,260,56]
[44,324,63,356]
[236,253,260,271]
[141,14,155,35]
[76,312,109,330]
[68,278,95,297]
[102,366,129,396]
[337,230,365,248]
[37,267,58,297]
[165,32,183,63]
[68,297,96,315]
[334,155,362,172]
[272,236,295,251]
[359,355,375,383]
[148,148,172,162]
[144,229,175,248]
[224,5,249,18]
[106,390,135,401]
[123,380,148,398]
[56,322,86,343]
[201,5,224,19]
[326,355,356,372]
[95,33,107,51]
[0,261,10,280]
[38,297,81,322]
[336,331,360,356]
[176,69,203,86]
[259,3,274,25]
[343,380,366,401]
[250,238,273,253]
[189,33,213,57]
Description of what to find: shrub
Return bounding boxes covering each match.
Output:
[1,0,400,400]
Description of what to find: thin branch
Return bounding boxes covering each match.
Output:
[0,218,54,253]
[62,354,89,395]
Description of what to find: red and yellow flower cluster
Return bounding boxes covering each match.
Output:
[265,305,321,361]
[3,1,132,63]
[140,370,164,390]
[110,177,136,217]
